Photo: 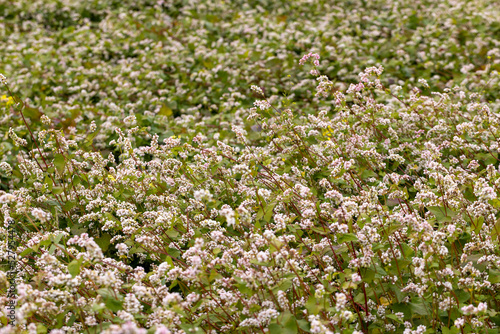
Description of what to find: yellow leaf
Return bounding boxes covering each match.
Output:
[1,95,13,106]
[159,105,173,117]
[380,297,390,306]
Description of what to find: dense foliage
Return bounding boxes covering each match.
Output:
[1,0,500,333]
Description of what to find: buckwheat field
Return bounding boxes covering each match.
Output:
[1,0,500,333]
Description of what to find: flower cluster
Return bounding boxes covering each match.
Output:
[0,0,499,333]
[299,52,321,66]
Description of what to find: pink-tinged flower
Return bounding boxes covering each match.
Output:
[31,208,51,223]
[254,100,271,110]
[250,85,264,96]
[155,325,172,334]
[477,302,487,312]
[299,52,320,65]
[454,317,465,327]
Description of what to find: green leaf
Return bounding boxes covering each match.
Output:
[283,314,298,334]
[95,234,112,252]
[55,312,66,328]
[84,132,98,148]
[68,258,82,278]
[87,323,112,334]
[488,269,500,284]
[360,268,376,283]
[385,313,403,324]
[97,288,123,312]
[63,200,76,211]
[337,233,358,243]
[235,277,253,295]
[92,301,106,312]
[310,226,328,235]
[474,152,497,165]
[297,319,310,332]
[23,106,42,120]
[20,247,35,256]
[474,216,484,234]
[410,301,430,315]
[105,297,123,312]
[65,314,76,327]
[256,207,265,220]
[272,278,293,293]
[342,281,357,289]
[36,324,47,334]
[391,303,411,320]
[40,239,51,246]
[455,289,470,303]
[168,247,181,258]
[44,175,53,191]
[427,206,456,222]
[401,243,415,258]
[72,175,81,186]
[354,292,367,304]
[48,244,57,255]
[268,324,282,334]
[264,201,276,222]
[254,220,261,230]
[385,224,402,236]
[53,154,66,176]
[53,233,64,244]
[262,158,272,166]
[491,218,500,243]
[441,326,460,334]
[305,295,321,315]
[166,229,179,238]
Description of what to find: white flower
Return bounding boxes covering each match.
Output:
[8,128,27,147]
[31,208,51,223]
[193,189,213,202]
[0,193,16,203]
[454,317,465,328]
[477,302,487,312]
[257,251,268,262]
[335,292,348,309]
[250,85,264,96]
[116,243,129,257]
[123,115,137,126]
[352,273,362,282]
[154,325,172,334]
[0,162,12,175]
[40,115,51,125]
[253,100,271,110]
[418,78,430,88]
